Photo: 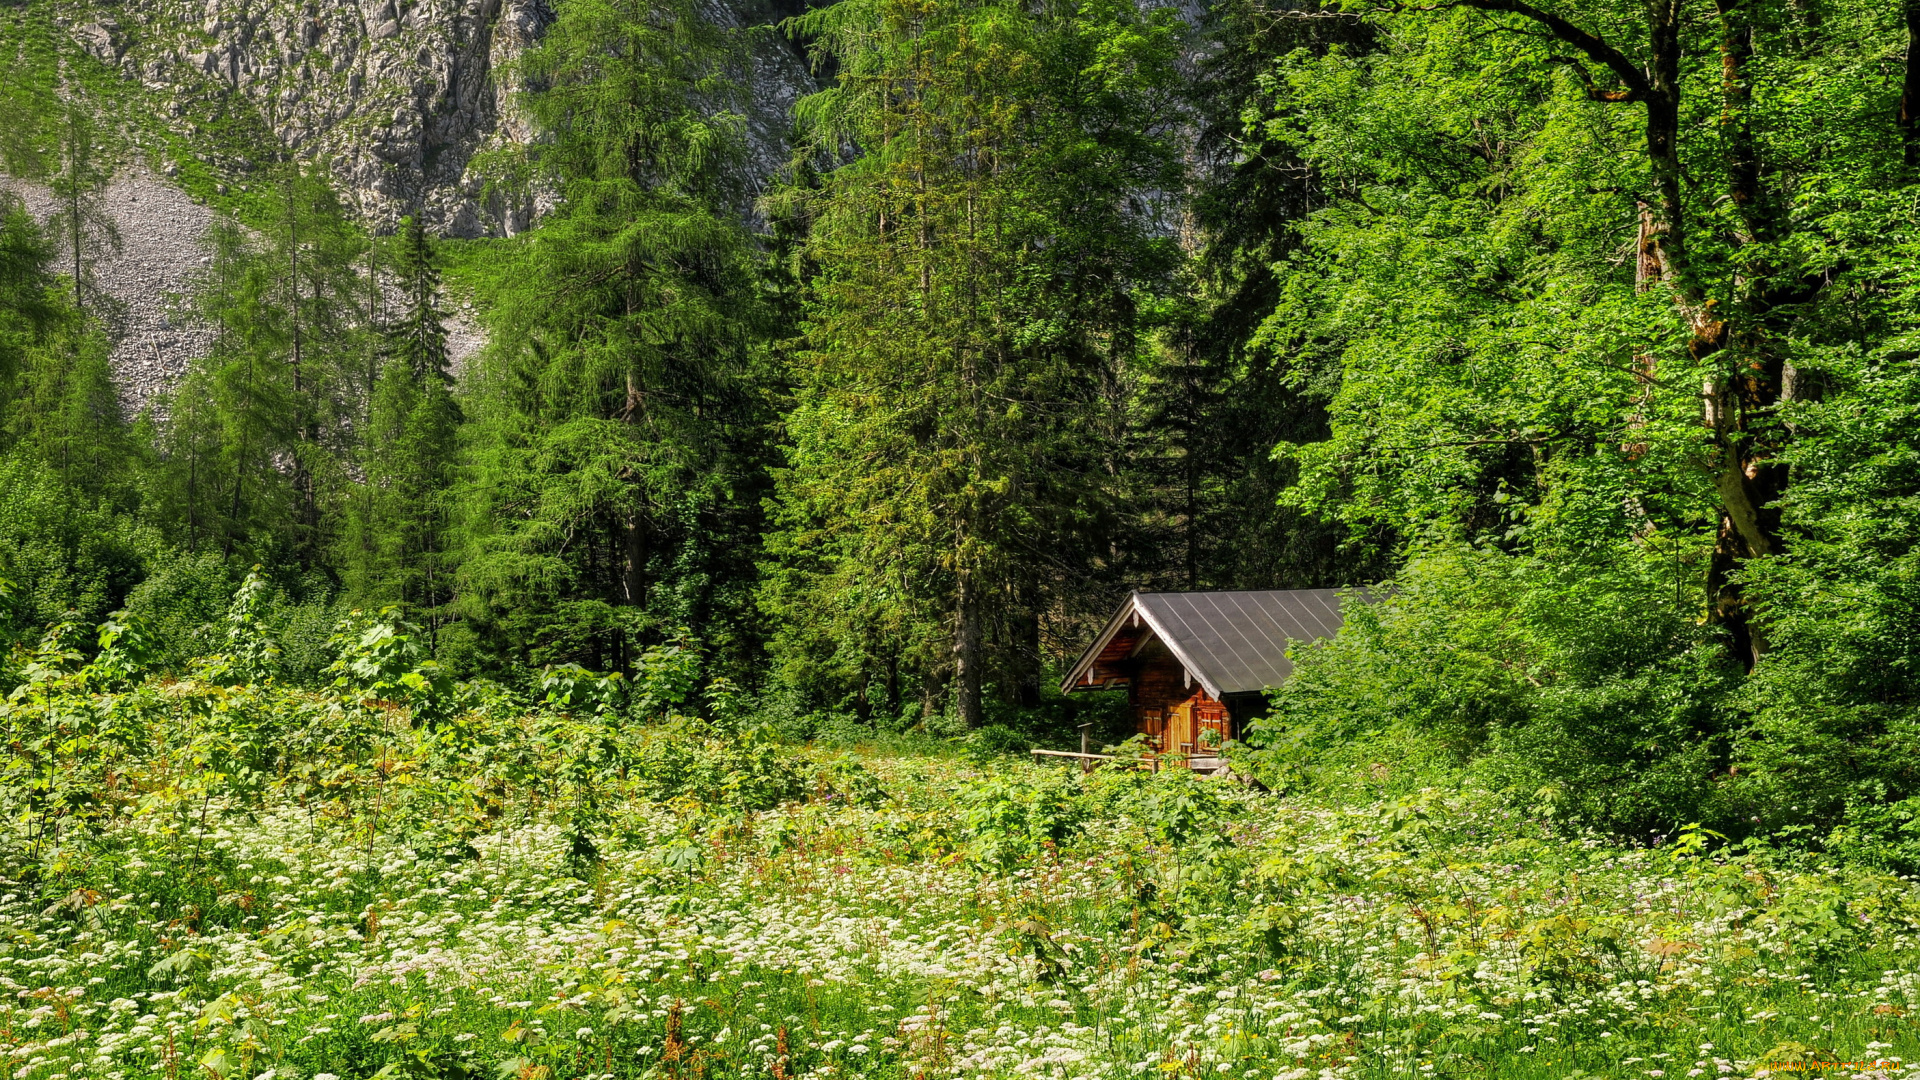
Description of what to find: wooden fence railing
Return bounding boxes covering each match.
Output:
[1029,748,1169,772]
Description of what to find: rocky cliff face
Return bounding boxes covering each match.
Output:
[14,0,816,411]
[61,0,817,238]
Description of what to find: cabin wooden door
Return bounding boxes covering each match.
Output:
[1168,699,1195,757]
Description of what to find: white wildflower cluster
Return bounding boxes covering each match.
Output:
[2,751,1919,1080]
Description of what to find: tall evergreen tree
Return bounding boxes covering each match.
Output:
[46,102,119,318]
[0,195,134,506]
[1128,0,1385,596]
[456,0,773,673]
[9,324,131,502]
[151,219,297,559]
[762,0,1185,725]
[0,197,60,411]
[343,216,461,641]
[0,186,147,634]
[151,167,367,565]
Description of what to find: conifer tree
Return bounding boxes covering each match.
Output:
[390,216,450,381]
[457,0,771,671]
[9,324,131,502]
[152,219,297,559]
[269,163,368,566]
[763,0,1185,725]
[152,167,367,564]
[46,102,119,317]
[0,197,59,410]
[0,193,135,507]
[344,217,460,641]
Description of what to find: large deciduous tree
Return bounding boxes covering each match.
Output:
[1265,0,1914,666]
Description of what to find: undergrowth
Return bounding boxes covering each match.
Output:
[5,586,1920,1080]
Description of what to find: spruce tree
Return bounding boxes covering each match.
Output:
[391,216,450,381]
[762,0,1185,725]
[344,216,460,642]
[456,0,772,672]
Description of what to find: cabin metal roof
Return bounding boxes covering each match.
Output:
[1060,589,1361,699]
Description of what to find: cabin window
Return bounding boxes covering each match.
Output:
[1195,703,1226,748]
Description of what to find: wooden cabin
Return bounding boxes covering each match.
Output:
[1060,590,1356,766]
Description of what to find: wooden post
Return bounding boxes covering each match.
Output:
[1079,723,1092,773]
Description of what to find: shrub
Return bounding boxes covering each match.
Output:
[955,769,1087,869]
[1246,545,1743,837]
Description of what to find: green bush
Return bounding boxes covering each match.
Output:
[0,455,162,630]
[955,769,1087,869]
[1245,545,1743,837]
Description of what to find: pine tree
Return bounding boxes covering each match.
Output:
[268,163,368,566]
[456,0,772,672]
[763,0,1185,725]
[343,216,461,642]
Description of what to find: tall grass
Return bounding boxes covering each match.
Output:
[4,619,1920,1080]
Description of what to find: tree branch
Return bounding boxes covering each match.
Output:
[1546,54,1638,102]
[1393,0,1648,99]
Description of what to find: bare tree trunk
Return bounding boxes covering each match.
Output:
[186,397,200,551]
[1719,0,1762,231]
[623,513,647,609]
[1015,592,1042,710]
[1697,0,1789,667]
[921,666,948,723]
[954,569,984,729]
[227,350,252,558]
[619,368,648,610]
[286,179,318,564]
[68,182,82,312]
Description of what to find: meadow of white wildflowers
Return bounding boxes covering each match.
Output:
[5,675,1920,1080]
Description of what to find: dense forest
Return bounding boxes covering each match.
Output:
[3,0,1920,856]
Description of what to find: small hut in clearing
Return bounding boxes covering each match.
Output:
[1059,589,1356,764]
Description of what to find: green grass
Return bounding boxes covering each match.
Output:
[5,665,1920,1080]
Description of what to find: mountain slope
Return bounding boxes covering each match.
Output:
[52,0,816,237]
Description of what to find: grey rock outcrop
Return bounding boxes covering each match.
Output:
[68,0,558,238]
[59,0,818,238]
[17,0,815,406]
